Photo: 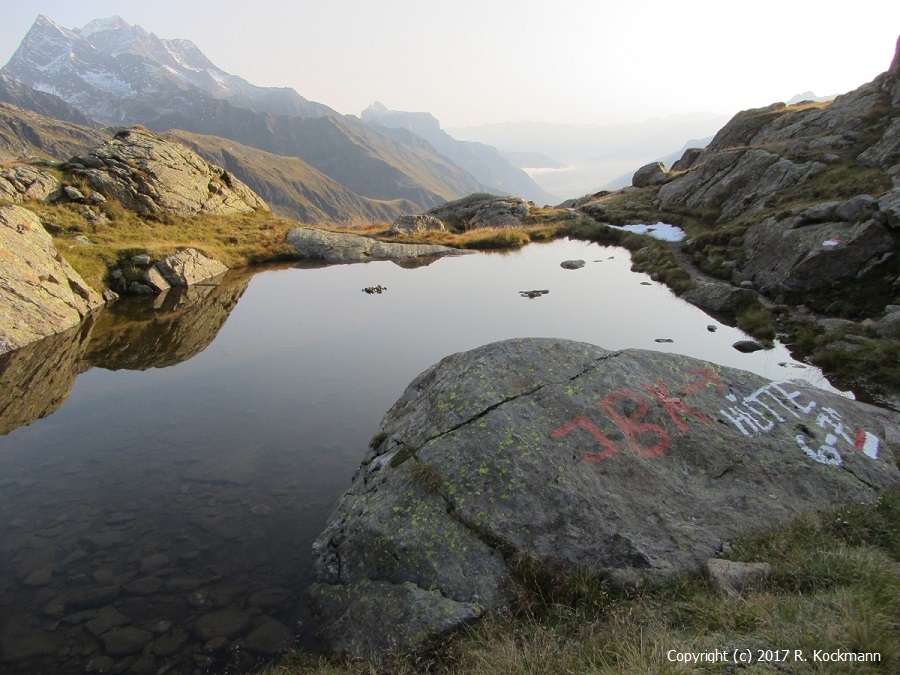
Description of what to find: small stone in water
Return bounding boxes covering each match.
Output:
[560,259,585,270]
[150,620,173,635]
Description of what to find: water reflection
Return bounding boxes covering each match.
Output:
[0,322,89,437]
[83,270,252,372]
[0,271,252,437]
[0,239,841,673]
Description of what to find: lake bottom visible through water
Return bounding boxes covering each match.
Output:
[0,239,841,673]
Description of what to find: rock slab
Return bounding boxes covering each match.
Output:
[309,338,899,657]
[286,227,469,263]
[0,164,60,203]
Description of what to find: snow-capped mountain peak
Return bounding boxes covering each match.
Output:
[79,16,132,38]
[2,14,337,123]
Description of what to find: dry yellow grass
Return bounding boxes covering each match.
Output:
[31,199,297,291]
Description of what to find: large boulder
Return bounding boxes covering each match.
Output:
[286,227,469,263]
[631,161,669,187]
[309,338,899,657]
[425,193,531,230]
[67,128,268,216]
[0,205,103,354]
[153,249,228,288]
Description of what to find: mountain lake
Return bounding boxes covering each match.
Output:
[0,238,843,674]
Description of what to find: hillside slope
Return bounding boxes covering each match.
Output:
[0,101,105,161]
[166,130,415,223]
[0,101,412,224]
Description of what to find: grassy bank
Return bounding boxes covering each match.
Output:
[270,487,899,674]
[30,199,298,291]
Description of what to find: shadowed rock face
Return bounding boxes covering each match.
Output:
[742,213,895,293]
[67,127,268,216]
[0,205,104,354]
[308,338,899,658]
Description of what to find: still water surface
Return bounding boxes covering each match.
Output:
[0,239,836,673]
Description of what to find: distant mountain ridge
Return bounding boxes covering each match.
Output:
[361,102,559,204]
[2,15,488,211]
[786,91,837,105]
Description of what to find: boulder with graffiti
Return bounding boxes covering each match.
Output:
[307,338,900,657]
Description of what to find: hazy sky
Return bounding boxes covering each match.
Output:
[1,1,898,128]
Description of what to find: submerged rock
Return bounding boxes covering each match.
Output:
[732,340,766,353]
[309,338,899,657]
